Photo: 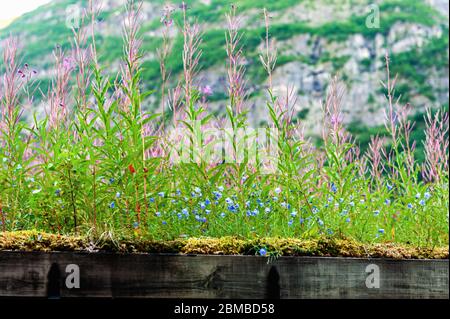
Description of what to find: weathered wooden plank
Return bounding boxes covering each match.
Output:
[0,251,447,299]
[277,257,449,299]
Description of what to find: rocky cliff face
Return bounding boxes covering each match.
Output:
[1,0,448,135]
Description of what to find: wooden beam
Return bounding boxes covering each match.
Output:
[0,252,447,298]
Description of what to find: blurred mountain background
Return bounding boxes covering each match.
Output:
[0,0,448,160]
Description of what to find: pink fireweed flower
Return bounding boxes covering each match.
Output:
[164,19,173,27]
[161,4,176,27]
[62,57,75,71]
[330,114,343,126]
[200,85,213,96]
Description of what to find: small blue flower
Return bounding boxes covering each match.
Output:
[162,220,167,225]
[217,186,224,192]
[340,210,348,216]
[272,196,278,201]
[281,202,288,208]
[339,198,344,203]
[419,199,425,206]
[55,189,61,196]
[299,218,305,224]
[312,207,319,214]
[259,248,267,256]
[149,197,155,203]
[109,178,115,184]
[177,213,183,220]
[330,182,337,193]
[247,209,259,217]
[176,189,182,196]
[199,202,206,210]
[288,220,294,226]
[245,201,251,208]
[133,222,139,229]
[194,187,202,194]
[407,203,413,209]
[274,187,281,194]
[205,209,211,214]
[415,193,421,199]
[220,212,226,218]
[182,208,189,216]
[290,210,298,217]
[378,228,385,234]
[349,201,355,207]
[384,199,391,205]
[327,228,333,235]
[195,215,207,223]
[265,207,271,213]
[225,197,233,205]
[205,198,211,206]
[317,218,324,227]
[424,192,431,200]
[386,183,393,191]
[155,211,161,217]
[115,192,121,198]
[158,192,165,198]
[213,191,222,200]
[345,217,351,223]
[109,201,115,209]
[374,210,380,216]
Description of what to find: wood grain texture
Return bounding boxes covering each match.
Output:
[0,251,448,299]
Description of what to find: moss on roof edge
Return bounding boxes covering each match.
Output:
[0,230,448,259]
